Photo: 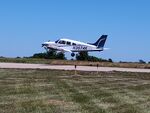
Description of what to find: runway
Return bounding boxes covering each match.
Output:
[0,62,150,73]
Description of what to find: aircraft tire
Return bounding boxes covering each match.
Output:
[71,53,75,57]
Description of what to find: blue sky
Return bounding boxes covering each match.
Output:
[0,0,150,62]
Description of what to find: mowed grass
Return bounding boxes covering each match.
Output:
[0,69,150,113]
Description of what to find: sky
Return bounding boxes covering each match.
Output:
[0,0,150,62]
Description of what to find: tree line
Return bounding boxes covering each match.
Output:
[31,51,66,60]
[31,51,113,62]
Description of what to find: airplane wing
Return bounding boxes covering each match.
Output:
[47,45,72,53]
[62,48,72,53]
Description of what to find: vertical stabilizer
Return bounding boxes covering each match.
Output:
[92,35,107,48]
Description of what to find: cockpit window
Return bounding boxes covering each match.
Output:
[72,43,76,45]
[66,41,71,45]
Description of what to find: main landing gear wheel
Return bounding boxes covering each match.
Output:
[71,53,75,57]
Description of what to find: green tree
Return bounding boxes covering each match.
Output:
[76,51,89,61]
[32,53,47,58]
[45,50,57,59]
[56,52,66,60]
[76,51,111,62]
[108,58,113,62]
[32,51,66,60]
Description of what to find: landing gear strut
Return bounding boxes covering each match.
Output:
[71,53,75,57]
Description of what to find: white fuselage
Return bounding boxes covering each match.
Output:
[42,38,103,53]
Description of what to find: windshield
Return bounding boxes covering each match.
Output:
[55,39,59,43]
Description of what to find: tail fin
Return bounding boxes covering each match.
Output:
[92,35,107,48]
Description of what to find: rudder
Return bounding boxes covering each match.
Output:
[93,35,107,48]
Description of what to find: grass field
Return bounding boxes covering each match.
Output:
[0,69,150,113]
[0,57,150,69]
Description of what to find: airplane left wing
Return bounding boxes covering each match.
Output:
[61,48,72,53]
[47,45,72,53]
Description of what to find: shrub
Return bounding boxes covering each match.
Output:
[76,51,111,62]
[139,59,146,64]
[32,51,66,60]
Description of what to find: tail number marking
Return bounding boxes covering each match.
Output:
[73,46,87,50]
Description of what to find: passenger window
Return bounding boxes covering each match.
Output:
[67,41,71,45]
[62,41,66,44]
[72,43,76,45]
[59,40,66,44]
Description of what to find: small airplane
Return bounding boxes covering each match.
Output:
[42,35,108,57]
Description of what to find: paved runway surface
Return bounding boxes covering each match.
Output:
[0,63,150,73]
